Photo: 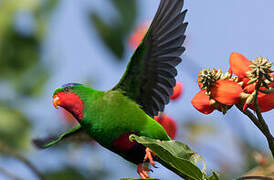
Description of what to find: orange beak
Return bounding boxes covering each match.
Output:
[53,95,61,109]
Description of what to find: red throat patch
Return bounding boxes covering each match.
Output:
[113,132,137,151]
[54,92,84,121]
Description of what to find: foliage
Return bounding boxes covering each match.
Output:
[45,166,108,180]
[0,0,272,179]
[90,0,137,60]
[0,105,31,150]
[130,135,219,180]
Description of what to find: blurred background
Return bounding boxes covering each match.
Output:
[0,0,273,179]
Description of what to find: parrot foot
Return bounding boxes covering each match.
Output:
[144,148,156,167]
[137,163,151,179]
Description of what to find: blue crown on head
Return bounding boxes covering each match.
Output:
[62,83,82,87]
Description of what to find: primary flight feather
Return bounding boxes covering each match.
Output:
[34,0,188,178]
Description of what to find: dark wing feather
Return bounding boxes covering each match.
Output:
[113,0,188,116]
[32,125,92,149]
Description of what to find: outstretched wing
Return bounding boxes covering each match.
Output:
[113,0,188,116]
[32,125,92,149]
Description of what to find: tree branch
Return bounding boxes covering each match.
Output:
[0,166,21,180]
[236,104,263,132]
[236,103,274,158]
[236,175,274,180]
[0,140,45,180]
[253,79,274,157]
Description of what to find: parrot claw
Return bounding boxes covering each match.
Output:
[137,163,151,179]
[144,148,156,167]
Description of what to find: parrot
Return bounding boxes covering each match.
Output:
[33,0,188,178]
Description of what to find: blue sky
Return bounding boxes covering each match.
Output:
[2,0,273,179]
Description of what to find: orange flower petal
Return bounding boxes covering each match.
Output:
[154,114,177,139]
[211,80,243,105]
[229,52,252,79]
[244,83,255,94]
[170,82,183,100]
[250,93,274,112]
[244,80,274,94]
[191,91,215,114]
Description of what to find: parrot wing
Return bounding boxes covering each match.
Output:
[112,0,188,117]
[32,124,92,149]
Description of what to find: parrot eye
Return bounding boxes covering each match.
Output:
[63,87,70,92]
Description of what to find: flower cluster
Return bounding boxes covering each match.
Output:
[192,52,274,114]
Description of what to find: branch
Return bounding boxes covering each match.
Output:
[236,103,274,158]
[0,166,21,180]
[253,78,274,157]
[236,176,274,180]
[0,140,45,180]
[236,104,263,132]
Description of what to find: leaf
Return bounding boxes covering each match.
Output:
[45,166,109,180]
[0,28,39,78]
[130,135,218,180]
[45,167,88,180]
[13,63,49,97]
[90,0,137,59]
[0,105,31,150]
[206,171,220,180]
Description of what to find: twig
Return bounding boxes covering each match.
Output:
[0,166,21,180]
[253,78,274,157]
[236,176,274,180]
[236,104,263,133]
[236,103,274,158]
[0,140,45,180]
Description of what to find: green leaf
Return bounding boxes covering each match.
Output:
[45,166,109,180]
[0,105,31,150]
[0,28,39,78]
[130,135,217,180]
[13,63,49,97]
[90,0,137,60]
[206,171,219,180]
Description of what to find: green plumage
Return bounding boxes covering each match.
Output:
[34,0,188,173]
[69,87,170,149]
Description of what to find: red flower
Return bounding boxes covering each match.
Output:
[244,83,255,94]
[170,82,183,100]
[229,52,252,79]
[154,114,177,139]
[197,68,218,89]
[191,91,215,114]
[210,80,243,105]
[243,74,274,112]
[128,22,149,50]
[197,73,203,89]
[249,92,274,112]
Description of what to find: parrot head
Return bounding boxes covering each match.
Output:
[52,83,87,121]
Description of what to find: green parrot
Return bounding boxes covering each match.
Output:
[34,0,188,178]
